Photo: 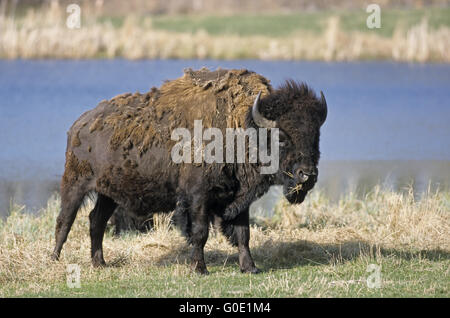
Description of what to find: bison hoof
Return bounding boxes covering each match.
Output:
[50,253,60,261]
[241,267,261,274]
[92,259,107,268]
[194,267,210,275]
[192,264,209,275]
[197,269,210,275]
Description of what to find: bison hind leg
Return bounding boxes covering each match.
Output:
[89,193,117,267]
[52,187,88,261]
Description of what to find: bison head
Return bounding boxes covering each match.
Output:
[251,80,327,204]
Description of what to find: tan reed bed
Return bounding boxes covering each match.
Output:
[0,5,449,62]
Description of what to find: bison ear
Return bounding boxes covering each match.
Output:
[319,91,328,125]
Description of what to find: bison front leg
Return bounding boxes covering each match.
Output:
[190,196,210,275]
[89,194,117,267]
[233,209,260,274]
[219,209,260,273]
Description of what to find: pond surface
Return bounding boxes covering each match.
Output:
[0,60,449,215]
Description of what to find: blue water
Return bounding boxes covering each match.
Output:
[0,60,449,213]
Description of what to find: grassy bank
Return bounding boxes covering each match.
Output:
[147,8,450,38]
[0,4,449,61]
[0,186,448,297]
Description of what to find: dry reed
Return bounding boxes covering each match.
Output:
[0,4,449,62]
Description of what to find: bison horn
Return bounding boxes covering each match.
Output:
[252,91,276,128]
[320,91,327,107]
[319,91,328,124]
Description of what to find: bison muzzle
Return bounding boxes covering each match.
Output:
[51,68,327,274]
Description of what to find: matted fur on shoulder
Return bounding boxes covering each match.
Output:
[69,68,273,156]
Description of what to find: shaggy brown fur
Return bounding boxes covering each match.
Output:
[61,151,93,186]
[52,68,327,274]
[74,68,273,156]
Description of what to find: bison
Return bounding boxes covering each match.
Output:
[51,68,327,274]
[109,205,153,235]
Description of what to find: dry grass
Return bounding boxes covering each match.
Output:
[0,3,449,61]
[268,186,449,250]
[0,186,448,297]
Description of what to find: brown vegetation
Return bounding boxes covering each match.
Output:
[0,2,449,61]
[12,0,450,15]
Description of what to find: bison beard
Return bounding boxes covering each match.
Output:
[51,68,327,274]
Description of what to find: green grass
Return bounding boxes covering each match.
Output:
[3,253,448,297]
[144,8,450,37]
[149,14,324,37]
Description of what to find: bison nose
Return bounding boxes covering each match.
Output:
[293,165,316,183]
[296,170,309,183]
